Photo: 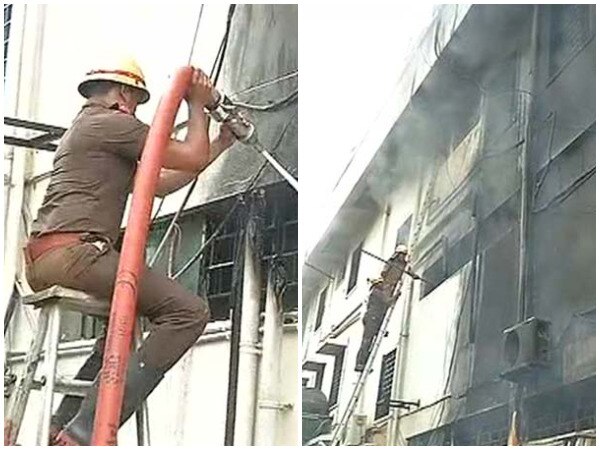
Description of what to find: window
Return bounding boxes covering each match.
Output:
[203,213,239,321]
[262,193,298,311]
[346,243,362,294]
[396,216,412,247]
[375,349,397,420]
[4,4,12,84]
[202,191,298,322]
[549,5,593,78]
[314,287,327,330]
[329,348,346,407]
[421,255,447,299]
[421,232,475,300]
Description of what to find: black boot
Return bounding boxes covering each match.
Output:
[57,353,164,445]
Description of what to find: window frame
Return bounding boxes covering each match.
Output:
[314,286,328,331]
[346,242,363,296]
[374,348,397,420]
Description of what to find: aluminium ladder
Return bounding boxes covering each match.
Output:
[3,286,150,446]
[330,169,437,446]
[330,288,401,446]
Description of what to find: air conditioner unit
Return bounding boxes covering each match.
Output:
[500,317,551,383]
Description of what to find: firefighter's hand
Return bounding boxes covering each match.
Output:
[214,124,236,152]
[186,68,217,107]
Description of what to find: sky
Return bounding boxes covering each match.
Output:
[299,3,437,254]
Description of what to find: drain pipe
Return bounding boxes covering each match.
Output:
[234,190,265,445]
[255,260,287,445]
[517,4,539,323]
[91,67,193,445]
[387,163,427,446]
[511,5,540,443]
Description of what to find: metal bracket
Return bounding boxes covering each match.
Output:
[389,399,421,411]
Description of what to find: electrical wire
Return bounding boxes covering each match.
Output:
[230,70,298,97]
[229,89,298,111]
[187,4,205,65]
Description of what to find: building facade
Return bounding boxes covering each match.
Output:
[302,4,594,445]
[4,4,298,446]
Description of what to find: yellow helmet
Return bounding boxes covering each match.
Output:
[395,244,409,255]
[78,56,150,104]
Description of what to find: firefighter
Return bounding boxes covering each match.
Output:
[354,244,409,372]
[23,57,235,445]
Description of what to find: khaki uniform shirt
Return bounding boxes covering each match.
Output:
[375,252,408,301]
[31,99,150,243]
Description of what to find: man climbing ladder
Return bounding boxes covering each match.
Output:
[22,57,235,445]
[354,244,410,372]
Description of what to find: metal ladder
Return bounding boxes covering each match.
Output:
[3,285,150,446]
[330,170,437,446]
[330,296,399,445]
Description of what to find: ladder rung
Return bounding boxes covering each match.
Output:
[30,376,93,397]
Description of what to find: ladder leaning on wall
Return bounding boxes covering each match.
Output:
[329,170,437,446]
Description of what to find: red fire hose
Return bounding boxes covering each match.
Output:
[91,67,193,445]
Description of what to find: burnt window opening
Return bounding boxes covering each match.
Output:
[346,243,363,294]
[4,4,12,84]
[375,348,397,420]
[549,5,594,79]
[421,255,447,299]
[202,191,298,322]
[396,216,412,247]
[261,193,298,312]
[420,232,474,300]
[314,287,327,330]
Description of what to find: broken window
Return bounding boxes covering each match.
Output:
[549,5,593,79]
[346,243,363,294]
[375,348,397,420]
[314,287,327,330]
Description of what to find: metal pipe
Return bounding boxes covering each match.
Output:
[511,5,540,443]
[91,67,194,445]
[517,5,539,323]
[234,192,264,445]
[387,162,425,446]
[224,223,244,446]
[255,261,285,445]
